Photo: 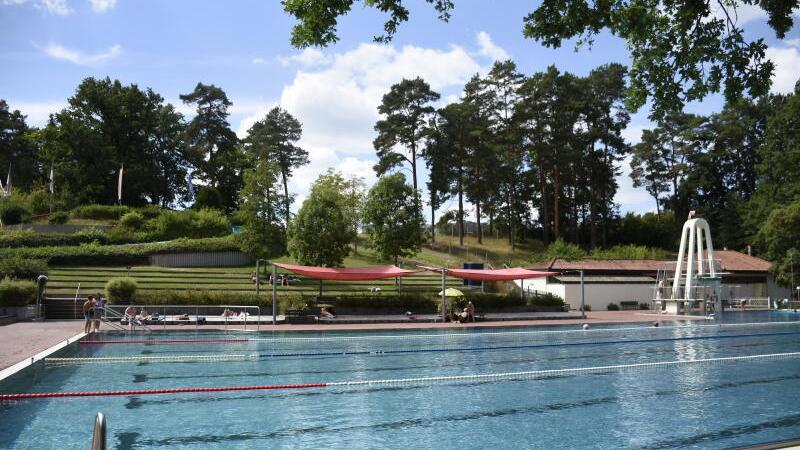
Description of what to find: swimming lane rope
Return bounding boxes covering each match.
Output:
[78,320,800,346]
[50,330,800,364]
[6,351,800,401]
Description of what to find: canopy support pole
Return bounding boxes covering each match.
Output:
[441,268,447,323]
[272,264,277,325]
[255,260,260,295]
[319,280,323,297]
[580,269,586,319]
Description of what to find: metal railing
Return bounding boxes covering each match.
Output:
[100,306,151,332]
[91,412,106,450]
[102,304,262,330]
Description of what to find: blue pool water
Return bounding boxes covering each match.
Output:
[2,312,800,449]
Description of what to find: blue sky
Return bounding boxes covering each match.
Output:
[2,0,799,216]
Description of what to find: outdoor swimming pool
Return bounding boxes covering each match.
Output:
[2,312,800,449]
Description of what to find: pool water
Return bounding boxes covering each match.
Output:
[2,312,800,449]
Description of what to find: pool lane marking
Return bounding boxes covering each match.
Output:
[77,320,800,346]
[49,330,800,364]
[7,351,800,401]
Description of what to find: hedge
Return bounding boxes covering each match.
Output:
[0,236,241,265]
[71,204,130,220]
[105,277,138,303]
[0,277,37,307]
[136,290,274,308]
[0,256,48,280]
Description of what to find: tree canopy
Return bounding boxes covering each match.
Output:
[281,0,797,118]
[362,173,425,263]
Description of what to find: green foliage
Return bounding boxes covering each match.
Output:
[537,239,587,262]
[25,188,52,215]
[48,211,69,224]
[591,245,670,260]
[363,173,425,262]
[194,187,224,210]
[0,277,36,307]
[607,302,620,311]
[288,173,355,266]
[0,100,39,192]
[0,256,48,280]
[119,211,145,230]
[72,204,129,220]
[374,77,439,194]
[244,107,308,221]
[754,198,800,286]
[334,293,436,314]
[44,77,188,206]
[235,157,287,259]
[136,290,271,308]
[611,212,676,249]
[0,199,31,225]
[152,209,231,240]
[235,216,286,259]
[0,236,239,265]
[105,277,138,304]
[181,82,242,212]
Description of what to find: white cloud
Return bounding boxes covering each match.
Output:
[785,38,800,48]
[251,57,266,65]
[278,48,330,68]
[476,31,509,61]
[5,100,66,126]
[616,155,658,214]
[3,0,73,15]
[88,0,115,12]
[37,42,122,65]
[766,45,800,93]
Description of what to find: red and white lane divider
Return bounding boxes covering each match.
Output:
[3,351,800,401]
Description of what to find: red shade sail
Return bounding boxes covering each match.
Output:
[274,263,419,281]
[421,266,559,281]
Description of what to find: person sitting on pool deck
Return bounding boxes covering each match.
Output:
[123,305,136,328]
[320,307,336,318]
[82,296,96,334]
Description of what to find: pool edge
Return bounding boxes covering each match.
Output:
[0,332,85,382]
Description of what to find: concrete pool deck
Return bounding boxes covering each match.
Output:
[0,311,707,372]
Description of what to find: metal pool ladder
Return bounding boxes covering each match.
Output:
[91,412,106,450]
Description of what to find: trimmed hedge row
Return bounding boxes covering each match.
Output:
[128,291,563,315]
[71,204,130,220]
[0,277,36,307]
[0,256,48,280]
[0,236,241,265]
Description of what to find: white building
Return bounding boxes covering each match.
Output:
[523,250,790,311]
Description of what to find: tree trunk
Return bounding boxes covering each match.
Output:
[539,166,550,245]
[430,200,436,244]
[553,164,561,239]
[458,175,464,247]
[476,200,482,244]
[488,210,494,237]
[282,170,290,226]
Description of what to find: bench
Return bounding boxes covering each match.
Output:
[620,301,639,310]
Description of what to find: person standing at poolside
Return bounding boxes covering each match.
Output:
[82,296,96,334]
[93,293,105,332]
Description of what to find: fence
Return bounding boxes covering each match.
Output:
[148,251,255,267]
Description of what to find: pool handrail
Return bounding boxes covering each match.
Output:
[91,412,106,450]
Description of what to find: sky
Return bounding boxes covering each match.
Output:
[1,0,799,217]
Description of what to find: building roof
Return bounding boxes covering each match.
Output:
[527,250,772,274]
[553,275,656,283]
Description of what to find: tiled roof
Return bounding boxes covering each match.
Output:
[526,250,772,273]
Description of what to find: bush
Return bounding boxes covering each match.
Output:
[194,187,224,210]
[105,277,138,304]
[153,209,231,240]
[72,204,129,220]
[0,256,48,280]
[119,211,145,230]
[0,236,240,265]
[136,204,162,219]
[0,202,31,225]
[606,302,620,311]
[25,189,52,215]
[0,277,36,307]
[48,211,69,224]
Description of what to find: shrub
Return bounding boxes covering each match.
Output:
[48,211,69,224]
[0,202,31,225]
[0,277,37,307]
[0,229,110,248]
[136,204,162,219]
[0,256,48,280]
[606,302,620,311]
[0,236,240,265]
[105,277,138,304]
[153,209,231,240]
[72,204,129,220]
[194,187,224,210]
[119,211,145,230]
[25,189,52,215]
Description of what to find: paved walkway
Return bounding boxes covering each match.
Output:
[0,321,84,371]
[0,311,708,371]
